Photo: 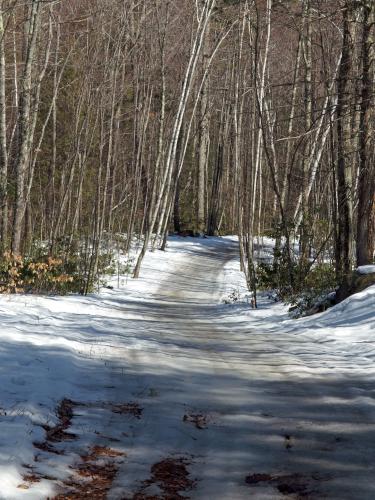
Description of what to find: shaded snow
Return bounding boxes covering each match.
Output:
[0,236,374,499]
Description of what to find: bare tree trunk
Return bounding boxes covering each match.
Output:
[11,0,42,254]
[134,0,216,277]
[300,0,312,262]
[357,1,375,265]
[335,2,357,279]
[197,8,210,234]
[0,4,8,247]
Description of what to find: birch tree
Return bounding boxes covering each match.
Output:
[133,0,216,278]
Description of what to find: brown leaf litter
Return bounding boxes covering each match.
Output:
[33,398,77,454]
[53,445,125,499]
[132,457,196,499]
[245,471,323,498]
[183,413,209,430]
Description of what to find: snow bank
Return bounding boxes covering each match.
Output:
[357,264,375,275]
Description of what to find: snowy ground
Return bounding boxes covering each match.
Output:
[0,236,375,499]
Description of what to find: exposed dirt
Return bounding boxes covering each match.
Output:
[53,445,124,500]
[245,472,316,498]
[245,473,273,484]
[34,398,77,452]
[71,400,143,419]
[183,413,208,430]
[110,402,143,419]
[29,399,138,497]
[33,441,64,455]
[17,471,41,490]
[133,457,195,499]
[33,399,141,458]
[82,445,124,462]
[17,467,58,490]
[22,474,41,484]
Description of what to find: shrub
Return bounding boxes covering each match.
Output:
[0,252,83,295]
[257,249,298,298]
[287,263,337,316]
[257,256,337,316]
[223,289,241,304]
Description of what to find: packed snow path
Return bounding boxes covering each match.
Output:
[1,237,375,499]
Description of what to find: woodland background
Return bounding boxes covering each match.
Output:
[0,0,373,301]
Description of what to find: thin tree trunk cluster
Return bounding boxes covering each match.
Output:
[0,0,372,289]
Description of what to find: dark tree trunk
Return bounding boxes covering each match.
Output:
[335,2,356,280]
[357,1,375,266]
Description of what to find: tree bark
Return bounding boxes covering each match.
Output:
[357,0,375,265]
[335,1,357,279]
[197,8,210,234]
[11,0,42,254]
[0,5,8,247]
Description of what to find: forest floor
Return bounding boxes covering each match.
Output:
[0,237,375,499]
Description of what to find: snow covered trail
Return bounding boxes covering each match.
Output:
[1,236,375,499]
